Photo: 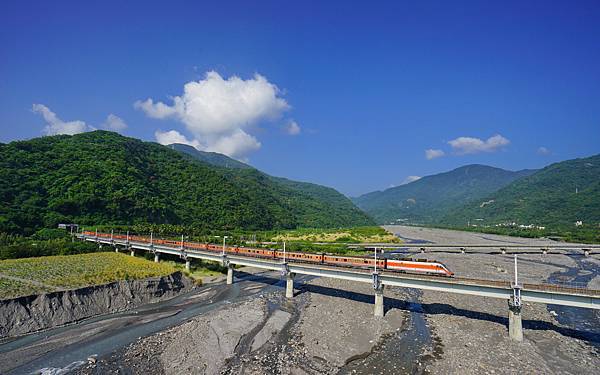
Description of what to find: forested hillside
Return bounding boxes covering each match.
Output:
[441,154,600,229]
[169,143,368,227]
[0,131,373,235]
[353,165,535,224]
[170,143,252,170]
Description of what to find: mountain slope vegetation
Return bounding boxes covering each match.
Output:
[353,165,536,224]
[169,143,252,170]
[0,131,373,235]
[441,154,600,229]
[169,143,372,229]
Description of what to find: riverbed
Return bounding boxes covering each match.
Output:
[2,226,598,374]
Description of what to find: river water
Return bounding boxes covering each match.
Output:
[545,254,600,350]
[338,288,433,374]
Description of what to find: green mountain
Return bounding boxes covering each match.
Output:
[169,143,252,169]
[441,154,600,229]
[168,143,371,229]
[353,165,536,224]
[0,131,373,235]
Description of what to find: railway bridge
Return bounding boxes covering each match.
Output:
[78,231,600,342]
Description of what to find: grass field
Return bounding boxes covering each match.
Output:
[0,252,177,300]
[268,226,401,244]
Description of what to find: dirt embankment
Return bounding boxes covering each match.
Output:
[0,271,195,338]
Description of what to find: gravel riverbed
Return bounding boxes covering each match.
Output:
[76,226,599,374]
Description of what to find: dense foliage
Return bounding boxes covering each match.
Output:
[171,143,373,228]
[440,155,600,233]
[0,229,99,260]
[353,165,536,224]
[0,131,373,235]
[170,143,252,169]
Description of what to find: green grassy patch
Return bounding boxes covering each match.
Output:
[0,277,53,300]
[160,259,227,281]
[264,226,401,244]
[0,252,177,300]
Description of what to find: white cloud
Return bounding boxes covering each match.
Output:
[537,146,550,155]
[102,114,127,131]
[32,104,91,135]
[402,175,421,184]
[155,129,200,148]
[285,120,301,135]
[135,71,290,159]
[448,134,510,155]
[205,128,261,157]
[425,149,445,160]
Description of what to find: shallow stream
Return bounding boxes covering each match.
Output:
[545,254,600,350]
[338,289,433,375]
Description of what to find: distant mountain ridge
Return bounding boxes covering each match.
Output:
[0,131,373,235]
[441,154,600,228]
[169,143,252,170]
[353,164,537,224]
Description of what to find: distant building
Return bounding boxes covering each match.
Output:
[58,223,79,231]
[575,221,583,227]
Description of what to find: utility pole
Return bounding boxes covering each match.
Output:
[374,247,378,273]
[283,241,286,263]
[222,236,228,256]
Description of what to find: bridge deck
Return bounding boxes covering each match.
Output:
[79,234,600,310]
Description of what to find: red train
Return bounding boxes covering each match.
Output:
[84,231,454,277]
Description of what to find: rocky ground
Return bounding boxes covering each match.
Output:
[383,224,590,246]
[70,227,599,375]
[415,252,600,374]
[76,275,412,375]
[387,225,600,374]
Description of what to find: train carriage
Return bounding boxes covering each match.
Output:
[82,231,454,277]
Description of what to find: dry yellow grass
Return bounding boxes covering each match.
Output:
[0,252,177,300]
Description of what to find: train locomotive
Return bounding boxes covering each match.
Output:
[85,231,454,277]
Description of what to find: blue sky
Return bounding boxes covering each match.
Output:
[1,1,599,196]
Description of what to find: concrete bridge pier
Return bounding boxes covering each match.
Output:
[584,249,590,257]
[185,259,191,271]
[227,266,234,285]
[374,285,385,317]
[508,300,523,342]
[130,248,135,257]
[115,247,119,253]
[286,272,295,298]
[154,253,160,263]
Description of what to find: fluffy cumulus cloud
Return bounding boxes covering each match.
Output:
[448,134,510,155]
[285,120,301,135]
[425,149,445,160]
[155,129,200,148]
[135,71,290,160]
[32,104,92,135]
[102,114,127,131]
[537,146,550,155]
[402,175,421,184]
